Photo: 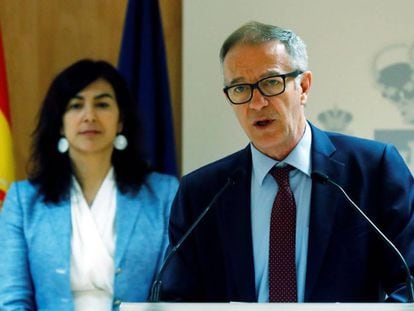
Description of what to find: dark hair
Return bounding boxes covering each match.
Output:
[219,21,308,72]
[29,59,151,203]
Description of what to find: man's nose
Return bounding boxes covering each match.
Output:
[248,88,268,110]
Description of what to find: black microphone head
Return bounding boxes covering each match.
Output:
[311,171,330,184]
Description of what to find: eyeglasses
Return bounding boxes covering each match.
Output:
[223,70,303,105]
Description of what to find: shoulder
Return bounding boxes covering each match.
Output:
[311,123,409,175]
[1,180,47,226]
[328,131,386,149]
[8,179,37,191]
[144,172,179,191]
[184,147,250,180]
[180,146,251,193]
[3,180,41,203]
[325,131,401,162]
[125,172,179,205]
[311,123,394,157]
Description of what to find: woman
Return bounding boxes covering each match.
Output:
[0,60,178,310]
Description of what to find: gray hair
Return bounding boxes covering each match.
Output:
[219,21,308,72]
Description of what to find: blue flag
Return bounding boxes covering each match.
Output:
[118,0,178,176]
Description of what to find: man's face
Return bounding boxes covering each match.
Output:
[223,41,311,160]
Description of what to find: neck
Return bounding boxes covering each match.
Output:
[267,120,307,161]
[70,152,113,206]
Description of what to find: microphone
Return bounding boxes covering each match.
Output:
[311,171,414,302]
[148,168,245,302]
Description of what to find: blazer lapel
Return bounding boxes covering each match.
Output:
[305,124,345,300]
[46,200,72,264]
[217,147,257,301]
[115,190,141,266]
[45,191,141,274]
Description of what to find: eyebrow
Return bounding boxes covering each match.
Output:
[227,77,246,85]
[71,93,115,100]
[227,70,285,86]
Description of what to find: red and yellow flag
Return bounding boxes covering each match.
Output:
[0,25,14,206]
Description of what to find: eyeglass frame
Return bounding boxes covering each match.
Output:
[223,70,304,105]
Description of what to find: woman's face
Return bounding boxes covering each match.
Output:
[61,78,122,159]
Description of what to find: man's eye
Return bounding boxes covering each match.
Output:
[232,85,249,94]
[264,78,281,86]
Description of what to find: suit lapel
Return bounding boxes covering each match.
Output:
[45,190,141,273]
[115,190,141,266]
[305,125,345,300]
[217,147,257,301]
[46,200,72,264]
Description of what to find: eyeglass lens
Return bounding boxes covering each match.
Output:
[226,76,286,104]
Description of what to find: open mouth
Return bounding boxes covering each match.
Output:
[254,119,273,127]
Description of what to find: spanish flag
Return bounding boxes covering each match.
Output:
[0,25,14,206]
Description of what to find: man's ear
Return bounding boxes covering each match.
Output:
[300,71,312,105]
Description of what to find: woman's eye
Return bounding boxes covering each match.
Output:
[67,102,82,110]
[96,102,110,108]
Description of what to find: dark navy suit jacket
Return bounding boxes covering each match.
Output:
[162,123,414,302]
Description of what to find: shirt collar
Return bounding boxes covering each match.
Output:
[251,121,312,186]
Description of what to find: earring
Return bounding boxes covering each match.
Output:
[57,137,69,153]
[113,134,128,150]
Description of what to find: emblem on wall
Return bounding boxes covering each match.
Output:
[372,43,414,175]
[317,107,353,133]
[373,43,414,125]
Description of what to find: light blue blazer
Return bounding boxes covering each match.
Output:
[0,172,178,310]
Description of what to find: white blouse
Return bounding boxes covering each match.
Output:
[70,168,117,311]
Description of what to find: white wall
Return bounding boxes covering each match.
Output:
[182,0,414,175]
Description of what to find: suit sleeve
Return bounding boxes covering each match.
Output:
[160,176,203,301]
[157,175,180,272]
[379,144,414,301]
[0,183,35,310]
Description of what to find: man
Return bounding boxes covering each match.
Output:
[162,21,414,302]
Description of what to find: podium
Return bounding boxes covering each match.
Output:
[120,303,414,311]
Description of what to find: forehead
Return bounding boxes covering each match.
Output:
[223,41,292,83]
[75,78,115,97]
